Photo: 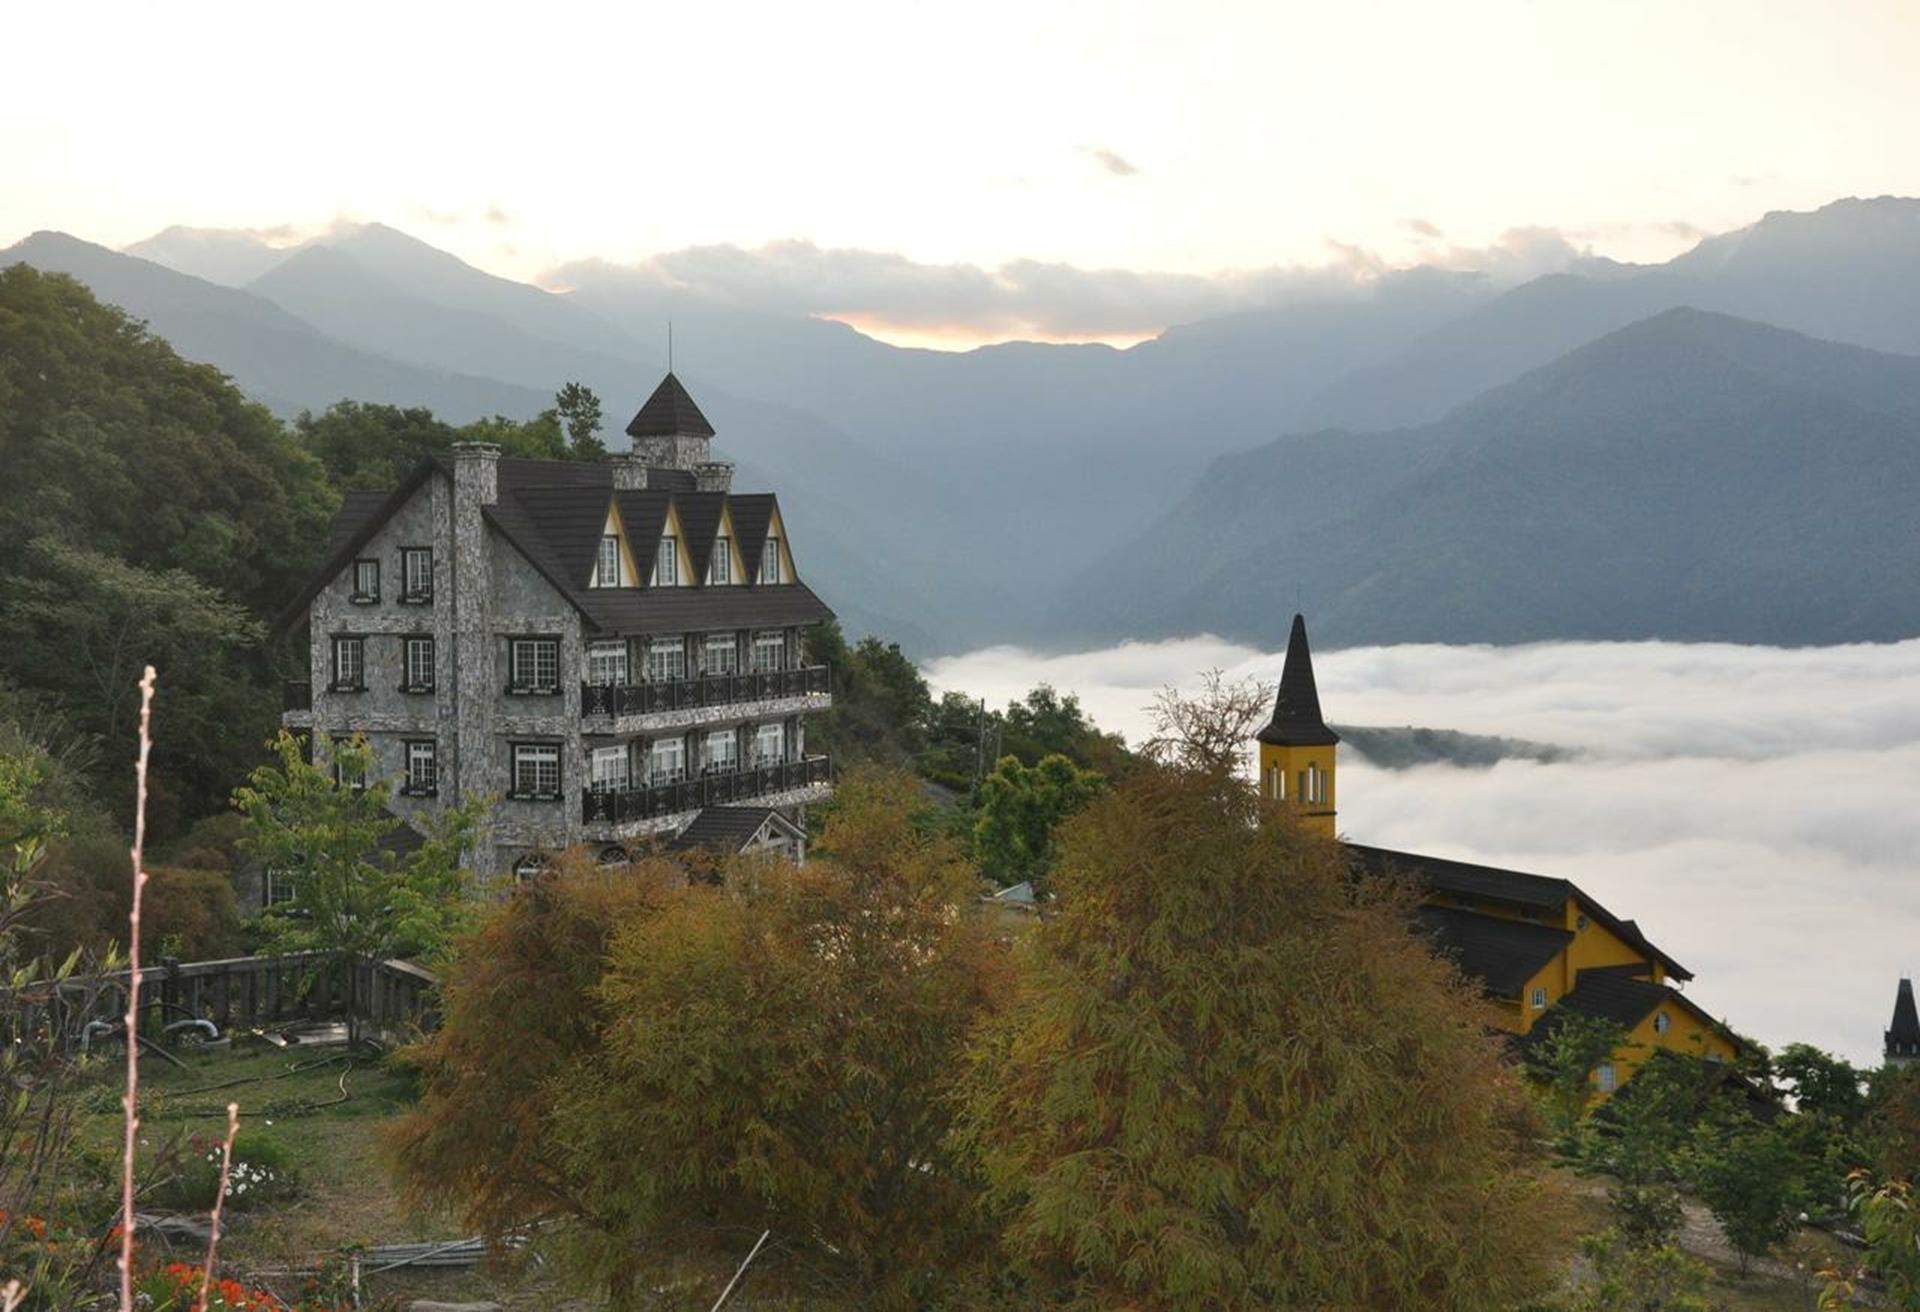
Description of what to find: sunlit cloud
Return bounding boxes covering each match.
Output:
[926,635,1920,1067]
[1086,146,1140,177]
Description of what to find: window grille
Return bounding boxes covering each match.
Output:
[331,636,364,690]
[511,743,561,798]
[400,548,433,602]
[656,536,679,585]
[509,638,559,692]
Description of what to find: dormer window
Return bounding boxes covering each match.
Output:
[762,536,781,584]
[351,559,380,604]
[595,534,622,588]
[656,535,679,586]
[709,535,731,585]
[1653,1011,1671,1034]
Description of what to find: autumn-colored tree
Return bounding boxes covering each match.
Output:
[954,756,1567,1310]
[391,769,1009,1310]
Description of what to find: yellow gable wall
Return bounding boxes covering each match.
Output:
[761,506,794,582]
[709,506,747,583]
[1256,742,1336,836]
[656,504,695,586]
[1594,998,1739,1097]
[598,503,642,587]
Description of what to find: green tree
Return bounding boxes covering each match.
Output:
[457,409,570,460]
[296,399,460,490]
[1778,1044,1867,1125]
[1000,684,1130,776]
[235,733,485,1032]
[972,752,1102,891]
[1526,1010,1630,1145]
[1687,1118,1806,1272]
[1565,1230,1718,1312]
[806,622,936,769]
[954,756,1566,1308]
[554,381,606,458]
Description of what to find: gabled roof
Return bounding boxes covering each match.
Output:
[1416,904,1573,998]
[626,372,715,438]
[1517,971,1733,1057]
[728,494,777,583]
[667,805,801,854]
[1346,843,1693,982]
[326,491,389,558]
[614,490,674,582]
[1890,979,1920,1049]
[272,460,445,636]
[1257,613,1338,747]
[674,491,727,581]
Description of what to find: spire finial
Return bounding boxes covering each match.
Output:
[668,320,674,373]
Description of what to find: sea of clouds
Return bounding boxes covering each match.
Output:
[926,636,1920,1068]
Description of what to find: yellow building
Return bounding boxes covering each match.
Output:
[1259,614,1739,1093]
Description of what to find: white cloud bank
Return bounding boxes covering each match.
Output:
[926,636,1920,1068]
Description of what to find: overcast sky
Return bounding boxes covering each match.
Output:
[5,0,1919,344]
[928,635,1920,1069]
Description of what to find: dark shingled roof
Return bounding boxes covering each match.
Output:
[1416,905,1573,998]
[675,491,727,582]
[581,583,834,633]
[667,806,800,853]
[614,490,674,582]
[728,494,777,583]
[1257,613,1338,747]
[1346,843,1693,982]
[1517,971,1731,1058]
[625,372,715,438]
[1890,979,1920,1055]
[326,490,389,558]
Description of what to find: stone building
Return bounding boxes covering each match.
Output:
[274,374,835,880]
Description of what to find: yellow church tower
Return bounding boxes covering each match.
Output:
[1256,614,1339,835]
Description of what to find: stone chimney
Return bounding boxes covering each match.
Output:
[694,460,735,493]
[610,452,649,491]
[450,441,500,506]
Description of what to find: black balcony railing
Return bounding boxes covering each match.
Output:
[284,680,313,712]
[580,665,830,719]
[582,755,832,824]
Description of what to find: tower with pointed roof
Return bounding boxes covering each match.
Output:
[625,372,716,471]
[1256,613,1339,835]
[1888,979,1920,1067]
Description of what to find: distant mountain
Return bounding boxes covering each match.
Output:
[1306,197,1920,431]
[0,231,546,419]
[125,224,296,286]
[1065,309,1920,648]
[1335,725,1571,770]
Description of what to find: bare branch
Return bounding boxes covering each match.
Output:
[1142,668,1275,776]
[194,1102,242,1312]
[119,665,156,1312]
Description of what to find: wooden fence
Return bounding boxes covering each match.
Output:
[99,951,440,1038]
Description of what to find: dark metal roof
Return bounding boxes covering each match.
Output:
[1256,613,1338,747]
[1415,905,1573,998]
[1890,979,1920,1052]
[667,805,801,853]
[1346,843,1693,982]
[625,372,715,439]
[1517,971,1731,1057]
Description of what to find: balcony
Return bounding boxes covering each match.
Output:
[283,680,313,712]
[580,665,831,720]
[582,755,832,825]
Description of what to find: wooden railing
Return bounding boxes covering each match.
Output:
[580,665,830,718]
[93,951,439,1037]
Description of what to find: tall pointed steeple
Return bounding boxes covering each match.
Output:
[625,372,716,469]
[1888,978,1920,1067]
[1257,614,1340,747]
[1253,614,1339,835]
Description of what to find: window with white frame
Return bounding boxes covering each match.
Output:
[703,633,738,675]
[705,730,739,774]
[649,736,687,786]
[1530,987,1548,1010]
[1595,1062,1617,1094]
[753,722,785,767]
[403,636,435,692]
[331,636,365,691]
[709,535,732,584]
[508,638,559,693]
[264,867,300,908]
[512,854,549,883]
[647,636,686,682]
[751,630,786,673]
[761,535,782,583]
[589,745,630,794]
[403,739,438,796]
[351,559,380,602]
[586,640,629,687]
[511,743,561,799]
[400,547,433,602]
[333,757,368,791]
[655,535,679,586]
[594,534,622,588]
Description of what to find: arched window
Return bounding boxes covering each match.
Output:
[512,853,549,883]
[598,845,629,867]
[1653,1011,1671,1035]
